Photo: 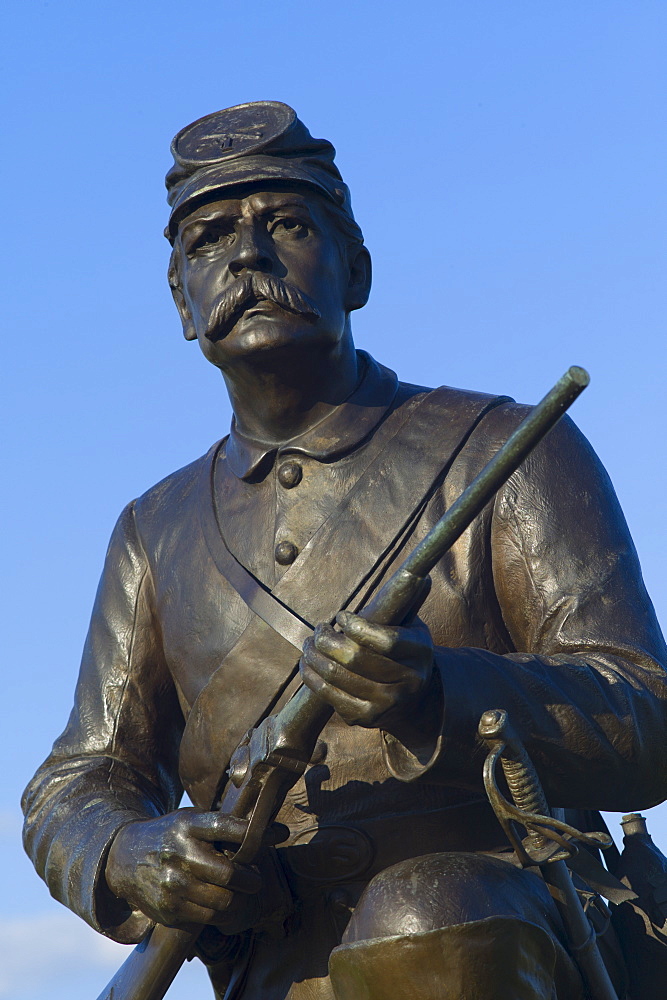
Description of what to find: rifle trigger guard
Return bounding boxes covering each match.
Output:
[226,750,309,866]
[225,774,283,865]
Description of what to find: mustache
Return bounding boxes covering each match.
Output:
[204,273,321,342]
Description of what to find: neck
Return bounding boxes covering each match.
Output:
[221,334,361,444]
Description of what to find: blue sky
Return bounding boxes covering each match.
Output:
[1,2,666,997]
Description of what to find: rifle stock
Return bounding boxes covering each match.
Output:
[96,924,196,1000]
[96,366,589,1000]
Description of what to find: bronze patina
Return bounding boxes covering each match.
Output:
[22,102,667,1000]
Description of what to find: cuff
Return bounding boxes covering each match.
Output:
[41,799,154,943]
[381,671,446,782]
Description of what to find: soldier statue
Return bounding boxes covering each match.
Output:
[22,102,667,999]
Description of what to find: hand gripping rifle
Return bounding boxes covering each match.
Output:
[97,367,589,1000]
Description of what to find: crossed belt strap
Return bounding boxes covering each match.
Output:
[179,385,510,808]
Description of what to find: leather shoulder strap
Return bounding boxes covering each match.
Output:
[180,386,510,807]
[198,471,314,651]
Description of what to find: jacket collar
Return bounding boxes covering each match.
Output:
[225,351,399,480]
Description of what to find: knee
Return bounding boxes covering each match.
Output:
[344,852,554,944]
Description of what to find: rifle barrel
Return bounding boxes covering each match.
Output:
[363,365,589,625]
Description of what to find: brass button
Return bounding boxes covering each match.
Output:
[275,540,299,565]
[277,461,303,489]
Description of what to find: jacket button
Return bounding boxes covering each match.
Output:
[277,461,303,488]
[275,540,299,565]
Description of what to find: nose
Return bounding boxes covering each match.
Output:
[228,221,273,277]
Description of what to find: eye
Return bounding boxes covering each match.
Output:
[187,223,236,256]
[270,217,309,239]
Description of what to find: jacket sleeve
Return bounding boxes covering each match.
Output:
[384,411,667,812]
[21,502,185,943]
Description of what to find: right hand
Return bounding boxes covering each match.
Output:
[105,808,263,931]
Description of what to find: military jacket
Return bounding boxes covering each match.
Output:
[22,352,667,949]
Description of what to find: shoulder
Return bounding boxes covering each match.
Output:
[396,378,505,411]
[386,369,595,471]
[438,387,597,472]
[414,382,607,511]
[478,400,601,478]
[394,378,512,439]
[119,440,223,546]
[477,401,620,529]
[92,442,223,586]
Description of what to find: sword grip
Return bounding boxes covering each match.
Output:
[479,708,550,852]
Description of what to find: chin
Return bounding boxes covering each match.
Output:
[209,317,331,363]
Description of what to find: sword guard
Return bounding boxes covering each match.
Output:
[479,709,612,868]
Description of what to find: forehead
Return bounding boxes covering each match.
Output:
[178,188,325,230]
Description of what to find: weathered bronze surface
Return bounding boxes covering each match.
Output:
[93,369,592,1000]
[22,102,667,999]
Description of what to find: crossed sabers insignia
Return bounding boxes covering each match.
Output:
[201,126,267,152]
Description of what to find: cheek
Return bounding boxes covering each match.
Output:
[183,270,221,326]
[285,246,348,306]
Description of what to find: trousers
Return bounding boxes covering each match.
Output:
[208,851,627,999]
[330,853,584,1000]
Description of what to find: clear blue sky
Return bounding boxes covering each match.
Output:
[1,2,666,997]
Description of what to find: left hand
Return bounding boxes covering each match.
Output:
[299,610,434,733]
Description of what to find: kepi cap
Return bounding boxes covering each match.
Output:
[165,101,354,241]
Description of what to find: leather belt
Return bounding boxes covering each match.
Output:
[278,799,509,893]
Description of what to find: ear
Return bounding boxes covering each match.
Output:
[168,250,197,341]
[345,246,372,313]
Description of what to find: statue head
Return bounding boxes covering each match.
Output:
[165,102,371,370]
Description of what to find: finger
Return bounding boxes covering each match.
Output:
[162,899,221,928]
[214,861,262,895]
[303,640,396,699]
[182,880,237,914]
[266,822,290,845]
[336,612,431,664]
[300,659,394,727]
[183,843,262,894]
[311,626,396,681]
[187,812,248,845]
[335,613,402,656]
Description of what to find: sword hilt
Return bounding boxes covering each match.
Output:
[479,708,550,853]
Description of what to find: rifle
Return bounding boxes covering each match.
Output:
[96,366,589,1000]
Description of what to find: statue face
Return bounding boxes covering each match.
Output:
[172,189,368,369]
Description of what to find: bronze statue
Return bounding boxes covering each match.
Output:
[22,102,667,999]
